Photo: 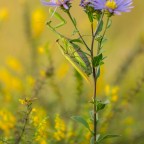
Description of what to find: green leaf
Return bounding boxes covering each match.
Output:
[70,38,83,44]
[93,53,106,69]
[71,116,92,133]
[90,134,101,144]
[96,66,100,79]
[89,110,94,121]
[100,61,104,65]
[73,17,77,26]
[96,134,101,141]
[72,29,78,35]
[107,19,112,29]
[97,20,103,34]
[101,37,107,45]
[93,53,103,67]
[97,100,110,112]
[94,12,102,21]
[95,35,103,42]
[96,113,99,122]
[87,12,93,22]
[98,134,121,143]
[90,137,94,144]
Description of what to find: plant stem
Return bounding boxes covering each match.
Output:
[97,16,110,54]
[91,22,97,144]
[67,11,90,52]
[90,12,104,144]
[16,104,32,144]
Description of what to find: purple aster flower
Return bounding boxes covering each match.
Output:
[41,0,72,9]
[90,0,133,15]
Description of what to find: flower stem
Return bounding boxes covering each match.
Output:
[97,16,110,54]
[16,103,32,144]
[90,12,104,144]
[91,22,97,144]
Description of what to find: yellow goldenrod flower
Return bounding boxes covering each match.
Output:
[54,114,66,141]
[111,86,119,95]
[31,8,46,38]
[4,94,12,103]
[39,70,46,77]
[19,99,27,105]
[123,117,134,125]
[0,68,22,93]
[6,57,23,73]
[30,107,49,143]
[105,85,110,96]
[19,98,31,105]
[38,46,45,54]
[32,108,36,112]
[85,131,91,140]
[111,94,118,102]
[0,8,8,21]
[0,109,16,136]
[105,85,119,102]
[40,140,47,144]
[26,76,35,87]
[56,63,69,79]
[66,122,75,139]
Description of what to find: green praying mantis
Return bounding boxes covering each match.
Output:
[47,8,92,82]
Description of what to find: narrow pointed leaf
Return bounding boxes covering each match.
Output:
[107,19,112,29]
[71,116,92,133]
[96,66,100,79]
[98,134,121,143]
[97,100,110,112]
[97,20,103,34]
[70,38,83,44]
[90,137,94,144]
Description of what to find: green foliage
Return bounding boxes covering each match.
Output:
[90,134,120,144]
[71,116,92,133]
[107,19,112,29]
[97,20,104,34]
[87,11,94,22]
[90,136,94,144]
[96,100,110,112]
[92,53,105,67]
[96,66,100,79]
[90,99,109,122]
[69,38,83,44]
[97,134,121,143]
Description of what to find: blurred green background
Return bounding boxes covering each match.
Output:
[0,0,144,144]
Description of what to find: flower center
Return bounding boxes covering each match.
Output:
[105,0,117,10]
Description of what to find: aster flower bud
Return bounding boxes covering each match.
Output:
[80,0,90,7]
[80,0,102,22]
